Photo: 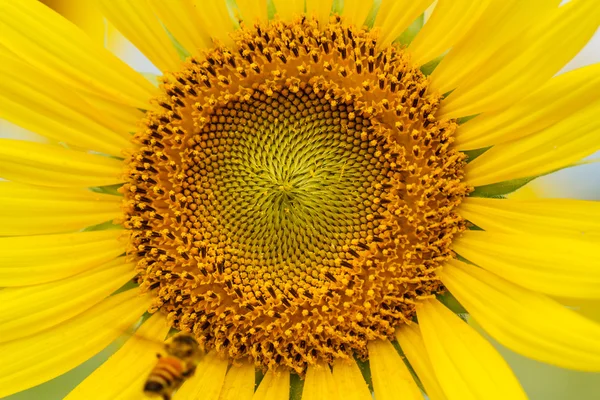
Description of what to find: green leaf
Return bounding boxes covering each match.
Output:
[471,159,600,199]
[227,0,241,26]
[112,279,139,295]
[462,146,491,163]
[391,339,426,394]
[395,14,424,46]
[354,356,374,393]
[331,0,343,15]
[363,1,381,29]
[289,373,304,400]
[436,291,468,314]
[267,0,276,20]
[82,220,123,232]
[467,222,484,231]
[163,27,190,60]
[89,184,123,196]
[420,54,444,76]
[254,369,265,390]
[456,114,480,125]
[469,176,538,198]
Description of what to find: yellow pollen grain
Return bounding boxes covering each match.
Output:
[123,14,470,375]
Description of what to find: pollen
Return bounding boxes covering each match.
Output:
[123,15,470,374]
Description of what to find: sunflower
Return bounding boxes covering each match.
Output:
[1,0,599,399]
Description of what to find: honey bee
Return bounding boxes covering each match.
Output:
[143,332,202,400]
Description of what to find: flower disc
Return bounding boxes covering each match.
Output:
[124,15,470,373]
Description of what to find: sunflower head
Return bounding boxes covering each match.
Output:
[123,14,470,373]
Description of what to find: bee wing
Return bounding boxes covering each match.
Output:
[117,318,170,353]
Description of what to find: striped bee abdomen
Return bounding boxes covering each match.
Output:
[143,356,186,400]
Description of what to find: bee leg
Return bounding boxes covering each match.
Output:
[156,353,162,358]
[162,395,170,400]
[182,365,197,377]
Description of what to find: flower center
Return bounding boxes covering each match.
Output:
[124,15,470,373]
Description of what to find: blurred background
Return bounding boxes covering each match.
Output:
[1,0,598,399]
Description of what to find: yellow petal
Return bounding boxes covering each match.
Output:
[417,299,527,400]
[0,258,134,342]
[453,230,600,299]
[189,0,237,47]
[466,101,600,186]
[82,91,143,136]
[331,359,376,400]
[98,0,182,73]
[396,324,447,400]
[0,230,125,286]
[461,195,600,240]
[439,0,600,118]
[429,0,560,95]
[219,363,255,400]
[0,289,149,398]
[40,0,105,43]
[174,351,229,400]
[252,370,290,400]
[302,363,340,400]
[306,0,334,26]
[408,0,488,66]
[148,0,213,56]
[65,313,170,400]
[440,259,600,372]
[0,139,124,188]
[236,0,269,26]
[367,339,423,400]
[0,182,123,235]
[374,0,435,48]
[0,53,132,156]
[0,45,140,135]
[273,0,305,20]
[342,0,374,27]
[0,0,156,109]
[456,64,600,150]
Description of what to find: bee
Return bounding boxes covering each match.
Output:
[143,332,202,400]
